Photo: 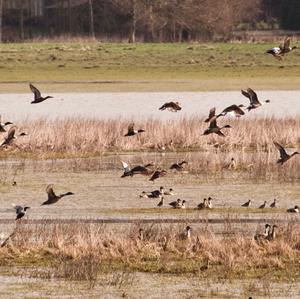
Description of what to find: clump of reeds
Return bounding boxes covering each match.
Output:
[1,221,299,282]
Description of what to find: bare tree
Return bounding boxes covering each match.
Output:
[0,0,3,42]
[88,0,95,38]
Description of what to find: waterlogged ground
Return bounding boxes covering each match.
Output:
[0,91,300,121]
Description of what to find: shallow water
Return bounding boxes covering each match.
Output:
[0,91,300,121]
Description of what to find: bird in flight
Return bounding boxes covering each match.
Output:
[41,184,74,205]
[202,116,231,137]
[0,126,27,147]
[241,88,270,111]
[159,101,182,112]
[266,37,296,60]
[29,83,54,104]
[274,142,299,165]
[13,205,30,221]
[124,123,145,136]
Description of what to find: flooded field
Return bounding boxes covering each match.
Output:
[0,90,300,120]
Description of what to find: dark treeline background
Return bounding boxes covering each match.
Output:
[0,0,299,42]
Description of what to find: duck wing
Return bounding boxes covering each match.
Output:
[29,83,42,100]
[209,116,218,129]
[205,107,216,122]
[13,205,23,214]
[46,184,57,201]
[246,88,260,105]
[6,126,16,141]
[274,142,289,160]
[283,37,291,51]
[127,123,135,135]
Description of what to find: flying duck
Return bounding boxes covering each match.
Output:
[149,169,167,182]
[159,101,182,112]
[121,161,154,177]
[274,142,299,165]
[287,205,299,213]
[14,205,30,220]
[124,123,145,136]
[0,116,13,132]
[254,223,271,241]
[204,107,216,123]
[0,126,27,147]
[41,184,74,205]
[170,161,188,171]
[241,88,270,111]
[203,116,231,137]
[217,104,245,118]
[30,83,53,104]
[266,37,296,59]
[259,201,267,209]
[241,200,251,207]
[270,199,277,208]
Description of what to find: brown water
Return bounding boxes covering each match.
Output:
[0,91,300,121]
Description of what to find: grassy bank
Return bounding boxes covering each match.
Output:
[1,222,299,282]
[0,42,300,92]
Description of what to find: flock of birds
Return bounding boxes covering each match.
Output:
[0,38,299,244]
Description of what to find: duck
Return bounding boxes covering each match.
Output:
[270,199,277,208]
[0,126,27,147]
[139,191,149,198]
[180,200,186,209]
[0,116,13,132]
[159,101,181,112]
[170,161,188,171]
[207,197,213,209]
[287,205,299,213]
[217,104,245,118]
[204,107,216,123]
[266,37,296,59]
[148,186,164,198]
[241,200,251,207]
[179,225,192,240]
[164,188,174,196]
[124,123,145,136]
[30,83,53,104]
[226,157,237,170]
[157,197,164,207]
[169,198,181,208]
[274,142,299,165]
[197,198,207,210]
[41,184,74,205]
[202,116,231,137]
[266,225,278,241]
[259,201,267,209]
[14,205,30,220]
[254,223,271,241]
[121,161,153,177]
[241,88,270,111]
[149,169,167,182]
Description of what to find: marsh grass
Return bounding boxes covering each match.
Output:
[1,221,299,284]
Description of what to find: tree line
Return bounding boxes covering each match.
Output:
[0,0,299,42]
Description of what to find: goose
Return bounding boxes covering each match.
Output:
[180,200,186,209]
[270,199,277,208]
[179,225,192,240]
[159,101,181,112]
[157,197,164,207]
[30,83,53,104]
[274,142,299,165]
[217,104,245,118]
[266,37,296,59]
[139,191,149,198]
[41,184,74,205]
[202,116,231,137]
[124,123,145,136]
[149,169,167,182]
[169,198,181,208]
[241,200,251,207]
[13,205,30,220]
[204,107,216,123]
[241,88,270,111]
[164,188,174,196]
[207,197,213,209]
[287,205,299,213]
[197,198,207,210]
[0,126,27,147]
[170,161,188,171]
[226,157,236,170]
[254,223,271,241]
[0,116,13,132]
[266,225,278,241]
[121,161,153,177]
[259,201,267,209]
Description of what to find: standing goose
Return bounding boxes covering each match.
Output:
[202,116,231,137]
[41,184,74,205]
[259,201,267,209]
[266,37,296,59]
[124,123,145,137]
[149,169,167,182]
[241,200,251,207]
[30,83,53,104]
[254,223,271,241]
[270,199,277,208]
[0,126,27,147]
[217,104,245,118]
[159,101,181,112]
[287,205,299,213]
[170,161,188,171]
[14,205,30,221]
[121,161,153,177]
[274,142,299,165]
[0,116,13,132]
[204,107,216,123]
[241,88,270,111]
